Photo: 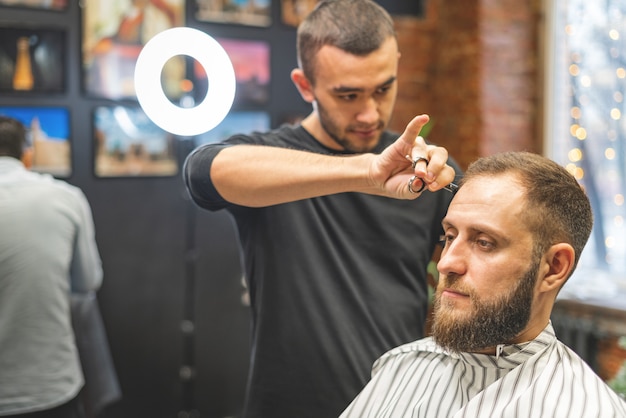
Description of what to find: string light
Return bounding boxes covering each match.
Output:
[568,148,583,162]
[605,148,616,160]
[559,0,626,274]
[610,108,622,119]
[574,126,587,140]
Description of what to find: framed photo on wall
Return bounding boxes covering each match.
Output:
[0,106,71,177]
[195,38,270,107]
[280,0,319,27]
[0,25,66,94]
[195,0,271,27]
[93,105,178,178]
[0,0,68,10]
[195,111,270,146]
[82,0,185,100]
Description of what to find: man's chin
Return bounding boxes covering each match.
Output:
[344,137,381,153]
[434,304,473,322]
[431,315,474,345]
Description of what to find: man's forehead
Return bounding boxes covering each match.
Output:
[456,174,523,202]
[331,76,397,93]
[445,174,527,228]
[313,38,399,76]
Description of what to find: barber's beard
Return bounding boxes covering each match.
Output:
[315,100,384,153]
[431,259,539,353]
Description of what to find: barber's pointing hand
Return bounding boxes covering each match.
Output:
[371,114,456,198]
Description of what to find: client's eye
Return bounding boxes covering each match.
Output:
[439,234,454,247]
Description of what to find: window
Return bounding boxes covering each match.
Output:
[547,0,626,298]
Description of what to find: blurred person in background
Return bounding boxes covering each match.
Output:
[0,116,103,418]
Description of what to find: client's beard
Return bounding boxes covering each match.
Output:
[431,259,539,353]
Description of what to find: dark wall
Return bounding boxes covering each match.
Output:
[0,1,422,417]
[0,2,307,417]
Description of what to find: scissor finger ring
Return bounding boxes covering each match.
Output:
[408,176,426,194]
[412,156,429,169]
[405,155,429,169]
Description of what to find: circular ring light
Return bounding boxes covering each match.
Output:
[134,27,236,136]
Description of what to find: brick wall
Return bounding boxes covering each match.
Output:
[394,0,626,385]
[598,338,626,382]
[391,0,541,170]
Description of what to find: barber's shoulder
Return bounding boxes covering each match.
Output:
[190,125,304,155]
[231,124,307,149]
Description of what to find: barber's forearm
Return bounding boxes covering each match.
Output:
[211,145,376,207]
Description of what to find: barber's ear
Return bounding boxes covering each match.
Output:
[539,243,575,292]
[291,68,315,103]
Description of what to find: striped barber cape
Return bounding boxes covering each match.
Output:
[340,323,626,417]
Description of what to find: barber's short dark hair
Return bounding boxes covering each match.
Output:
[297,0,396,83]
[461,151,593,276]
[0,116,27,160]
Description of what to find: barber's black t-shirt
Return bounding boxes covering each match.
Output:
[184,125,461,418]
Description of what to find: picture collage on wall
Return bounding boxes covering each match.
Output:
[0,106,71,177]
[0,0,67,10]
[195,0,272,27]
[81,0,186,101]
[0,0,320,178]
[0,25,66,94]
[92,105,178,178]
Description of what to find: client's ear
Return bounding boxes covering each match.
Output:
[539,243,575,293]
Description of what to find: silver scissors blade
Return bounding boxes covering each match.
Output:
[443,182,459,194]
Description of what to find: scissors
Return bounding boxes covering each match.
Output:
[405,154,458,194]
